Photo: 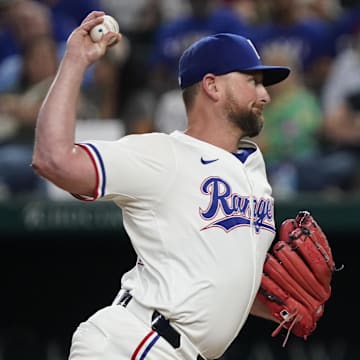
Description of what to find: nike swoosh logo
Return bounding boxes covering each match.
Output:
[201,157,219,165]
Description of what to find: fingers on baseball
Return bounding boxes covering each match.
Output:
[81,11,106,32]
[81,11,105,25]
[103,32,122,47]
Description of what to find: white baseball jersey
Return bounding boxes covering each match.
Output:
[75,131,275,359]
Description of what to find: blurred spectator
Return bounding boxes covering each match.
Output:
[0,36,58,125]
[0,0,102,94]
[254,43,321,197]
[107,0,165,133]
[0,0,52,59]
[37,0,103,41]
[320,25,360,191]
[148,0,252,93]
[298,0,342,22]
[221,0,265,25]
[322,26,360,117]
[100,0,189,33]
[101,0,187,92]
[329,1,360,51]
[83,36,131,119]
[121,89,157,134]
[37,0,105,89]
[153,89,186,133]
[254,43,356,197]
[0,35,94,198]
[91,0,166,134]
[251,0,335,96]
[0,0,54,92]
[0,35,58,198]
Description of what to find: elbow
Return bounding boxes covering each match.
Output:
[31,157,50,182]
[31,157,47,180]
[31,150,61,183]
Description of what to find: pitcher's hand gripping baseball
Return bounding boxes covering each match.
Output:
[66,11,121,68]
[256,210,340,346]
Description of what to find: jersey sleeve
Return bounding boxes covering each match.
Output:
[73,133,177,206]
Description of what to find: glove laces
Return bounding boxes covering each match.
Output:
[272,309,302,347]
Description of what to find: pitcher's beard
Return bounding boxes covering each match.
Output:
[228,107,264,138]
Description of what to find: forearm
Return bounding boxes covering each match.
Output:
[32,55,87,181]
[36,56,86,153]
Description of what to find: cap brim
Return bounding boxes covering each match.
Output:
[244,66,291,86]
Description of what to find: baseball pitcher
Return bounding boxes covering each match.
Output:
[32,11,336,360]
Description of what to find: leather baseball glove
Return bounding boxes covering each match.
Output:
[256,210,340,346]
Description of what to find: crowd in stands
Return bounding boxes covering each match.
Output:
[0,0,360,200]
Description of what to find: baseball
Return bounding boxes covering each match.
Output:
[90,15,119,43]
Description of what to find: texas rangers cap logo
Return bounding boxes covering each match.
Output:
[246,38,261,59]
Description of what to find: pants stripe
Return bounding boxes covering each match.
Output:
[140,333,160,360]
[131,330,160,360]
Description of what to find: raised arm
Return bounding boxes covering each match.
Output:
[32,11,121,197]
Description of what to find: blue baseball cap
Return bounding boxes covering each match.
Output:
[178,33,291,89]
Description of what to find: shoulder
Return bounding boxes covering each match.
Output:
[118,131,173,149]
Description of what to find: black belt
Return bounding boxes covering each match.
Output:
[117,291,205,360]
